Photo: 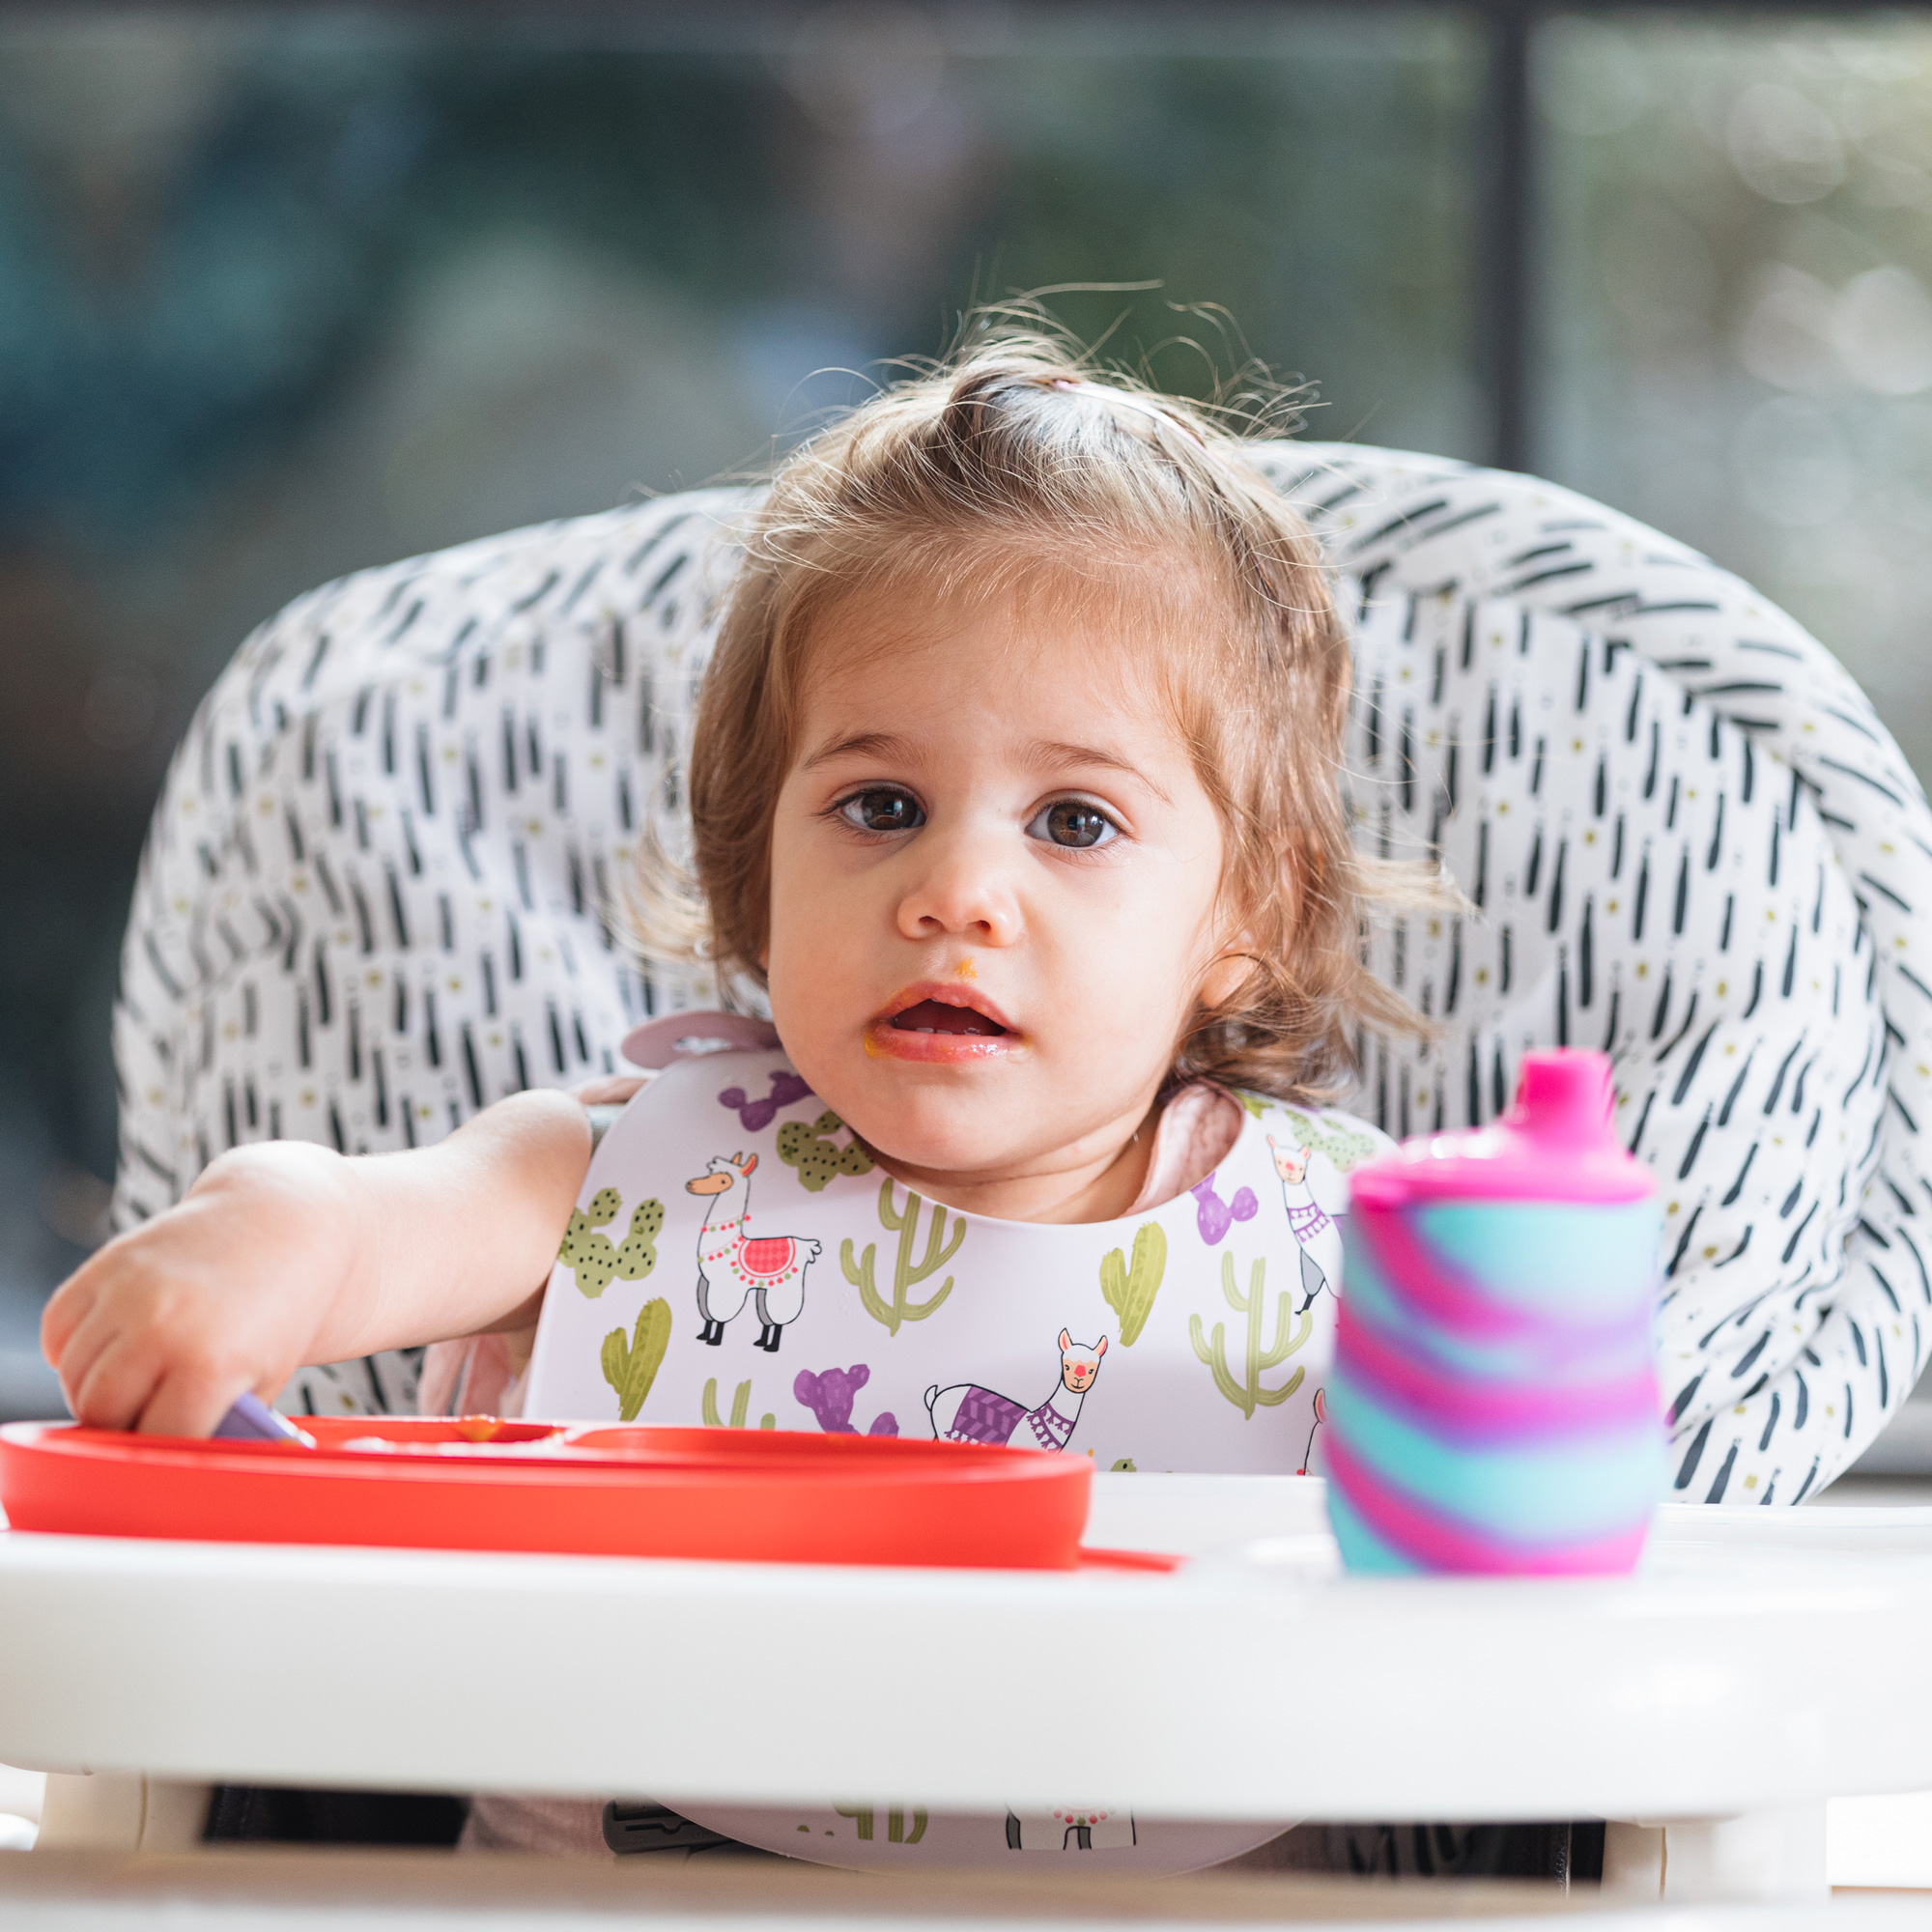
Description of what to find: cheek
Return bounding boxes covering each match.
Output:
[1051,859,1221,1023]
[764,799,895,1048]
[763,799,841,988]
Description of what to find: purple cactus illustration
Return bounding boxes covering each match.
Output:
[719,1069,813,1133]
[1189,1170,1259,1245]
[793,1363,898,1437]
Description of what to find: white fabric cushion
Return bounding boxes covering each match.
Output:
[112,446,1932,1501]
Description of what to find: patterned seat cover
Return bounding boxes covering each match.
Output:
[111,445,1932,1503]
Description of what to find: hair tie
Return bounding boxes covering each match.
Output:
[1043,375,1207,449]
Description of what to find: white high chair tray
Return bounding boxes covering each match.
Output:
[2,1474,1931,1830]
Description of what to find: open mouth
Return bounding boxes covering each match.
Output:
[867,984,1019,1062]
[890,999,1009,1038]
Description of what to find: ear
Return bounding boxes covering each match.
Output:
[1198,929,1258,1013]
[1058,1328,1071,1351]
[1094,1337,1108,1358]
[740,1152,759,1176]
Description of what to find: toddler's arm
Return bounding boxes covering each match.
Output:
[41,1090,592,1436]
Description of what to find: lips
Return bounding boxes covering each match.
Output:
[866,983,1019,1065]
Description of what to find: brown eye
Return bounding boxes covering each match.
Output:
[1030,800,1118,849]
[838,788,923,834]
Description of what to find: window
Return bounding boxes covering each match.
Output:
[3,5,1926,1343]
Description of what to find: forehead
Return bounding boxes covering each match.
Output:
[795,603,1163,783]
[793,550,1220,722]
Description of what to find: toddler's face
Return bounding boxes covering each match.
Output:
[765,577,1234,1197]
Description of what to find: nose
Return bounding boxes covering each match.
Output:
[893,817,1022,948]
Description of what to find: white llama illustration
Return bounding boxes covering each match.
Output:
[687,1151,822,1352]
[1268,1136,1340,1314]
[1006,1805,1138,1850]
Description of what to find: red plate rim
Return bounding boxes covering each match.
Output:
[0,1420,1179,1572]
[0,1418,1079,1491]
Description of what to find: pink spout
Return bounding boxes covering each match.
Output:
[1510,1050,1615,1150]
[1350,1045,1653,1206]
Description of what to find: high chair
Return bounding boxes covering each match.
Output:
[110,440,1932,1504]
[8,1471,1932,1910]
[14,442,1927,1907]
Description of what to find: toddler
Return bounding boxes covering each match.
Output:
[43,334,1428,1867]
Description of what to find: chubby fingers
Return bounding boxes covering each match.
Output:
[41,1251,122,1423]
[570,1074,647,1108]
[63,1309,260,1436]
[131,1360,266,1439]
[43,1236,257,1435]
[65,1328,167,1432]
[39,1255,101,1385]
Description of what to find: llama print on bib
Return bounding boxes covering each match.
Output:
[687,1151,822,1352]
[1006,1806,1137,1851]
[926,1330,1107,1452]
[529,1045,1380,1474]
[1267,1135,1336,1314]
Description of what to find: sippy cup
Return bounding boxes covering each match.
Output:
[1327,1048,1663,1576]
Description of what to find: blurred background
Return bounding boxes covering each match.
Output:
[5,3,1932,1432]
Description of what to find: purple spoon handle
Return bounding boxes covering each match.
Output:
[211,1390,316,1447]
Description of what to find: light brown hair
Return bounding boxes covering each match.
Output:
[638,327,1431,1103]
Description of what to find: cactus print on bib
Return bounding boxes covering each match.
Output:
[523,1040,1386,1475]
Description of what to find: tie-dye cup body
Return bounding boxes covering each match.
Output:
[1328,1051,1664,1576]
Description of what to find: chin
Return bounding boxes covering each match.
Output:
[860,1087,1021,1176]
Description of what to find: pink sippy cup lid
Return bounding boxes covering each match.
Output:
[1350,1049,1655,1207]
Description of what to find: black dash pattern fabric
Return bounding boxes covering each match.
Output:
[109,496,742,1416]
[112,447,1930,1498]
[1267,445,1925,1506]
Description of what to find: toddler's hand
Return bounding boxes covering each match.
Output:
[572,1074,647,1107]
[41,1142,364,1437]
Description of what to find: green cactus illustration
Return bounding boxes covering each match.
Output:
[613,1198,665,1277]
[1278,1107,1381,1175]
[558,1187,621,1293]
[841,1179,965,1334]
[702,1378,776,1431]
[833,1804,925,1844]
[558,1190,665,1298]
[600,1297,671,1421]
[1190,1251,1314,1419]
[1098,1221,1167,1346]
[779,1109,875,1192]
